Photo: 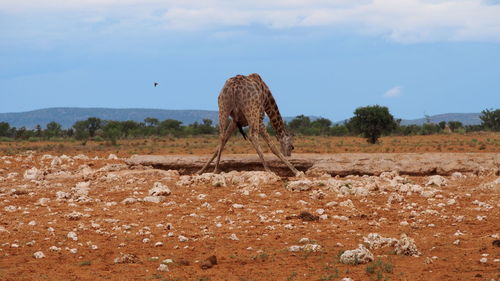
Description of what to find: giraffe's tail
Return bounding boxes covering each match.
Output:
[236,122,247,140]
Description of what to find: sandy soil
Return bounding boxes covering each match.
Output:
[0,151,499,281]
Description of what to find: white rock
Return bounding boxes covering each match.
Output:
[285,180,314,192]
[339,244,374,264]
[49,246,61,252]
[479,257,488,263]
[394,233,420,256]
[157,263,169,272]
[299,238,310,244]
[35,198,50,206]
[121,197,139,204]
[316,208,325,215]
[24,167,41,180]
[50,157,62,167]
[143,196,166,203]
[108,154,119,160]
[288,244,322,252]
[363,233,398,250]
[154,242,163,247]
[67,231,78,241]
[339,199,355,208]
[426,175,447,187]
[451,172,465,180]
[33,251,46,259]
[178,235,189,242]
[232,203,244,209]
[149,182,171,196]
[325,201,338,207]
[4,205,17,212]
[229,233,239,241]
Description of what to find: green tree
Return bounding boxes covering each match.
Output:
[198,119,216,135]
[102,121,122,145]
[86,117,102,137]
[0,122,10,137]
[144,117,159,127]
[447,121,463,131]
[159,119,183,136]
[311,117,332,135]
[73,120,90,142]
[35,124,43,137]
[45,121,62,138]
[480,109,500,131]
[288,115,311,133]
[348,105,397,144]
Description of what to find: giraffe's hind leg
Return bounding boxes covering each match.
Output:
[196,121,236,174]
[213,121,237,173]
[247,126,271,173]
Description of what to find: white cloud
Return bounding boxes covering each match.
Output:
[1,0,500,42]
[383,86,402,98]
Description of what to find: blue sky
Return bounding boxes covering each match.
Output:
[1,0,499,121]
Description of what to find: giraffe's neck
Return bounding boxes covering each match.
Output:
[265,92,287,139]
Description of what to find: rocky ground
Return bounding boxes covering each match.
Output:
[0,151,499,281]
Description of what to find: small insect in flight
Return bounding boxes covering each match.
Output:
[154,82,159,87]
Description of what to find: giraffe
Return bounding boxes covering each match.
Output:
[197,73,300,176]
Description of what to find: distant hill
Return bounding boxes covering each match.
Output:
[400,113,482,126]
[0,107,482,129]
[0,108,219,129]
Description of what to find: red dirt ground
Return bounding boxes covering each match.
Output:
[0,147,499,281]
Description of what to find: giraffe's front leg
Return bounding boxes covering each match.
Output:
[247,131,271,172]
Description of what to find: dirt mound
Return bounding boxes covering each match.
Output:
[127,153,499,176]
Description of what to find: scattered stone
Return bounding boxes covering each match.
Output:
[157,264,169,272]
[49,246,61,252]
[339,244,374,264]
[67,232,78,241]
[363,233,398,249]
[285,180,314,192]
[288,244,322,252]
[339,199,355,208]
[451,172,465,180]
[149,182,171,197]
[143,196,165,203]
[426,175,447,187]
[35,198,51,206]
[23,167,41,181]
[394,233,421,256]
[121,197,139,204]
[108,154,119,160]
[33,251,45,259]
[178,235,189,242]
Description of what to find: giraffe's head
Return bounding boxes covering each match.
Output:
[279,133,294,156]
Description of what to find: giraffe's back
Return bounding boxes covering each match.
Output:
[218,74,268,126]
